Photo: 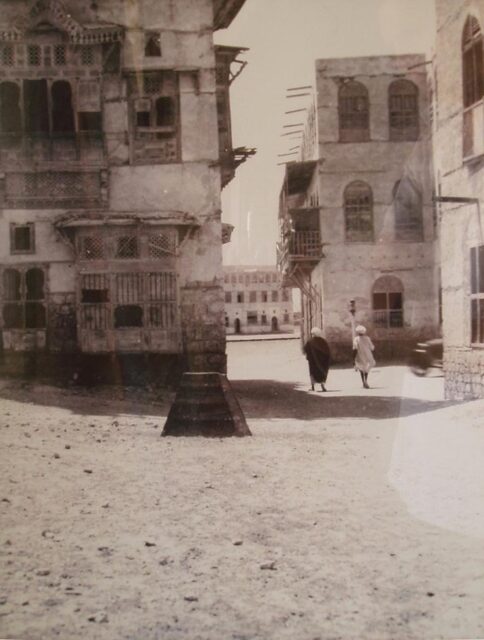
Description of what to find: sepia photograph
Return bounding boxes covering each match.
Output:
[0,0,483,638]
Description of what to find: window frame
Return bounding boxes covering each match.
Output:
[10,223,35,255]
[2,266,47,330]
[462,16,484,109]
[388,79,419,141]
[344,180,374,243]
[470,244,484,345]
[338,80,370,142]
[372,276,404,329]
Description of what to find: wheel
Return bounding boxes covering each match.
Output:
[408,351,430,377]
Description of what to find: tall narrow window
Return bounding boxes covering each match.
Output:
[463,16,484,108]
[52,81,75,133]
[0,82,21,135]
[24,79,49,133]
[2,267,46,329]
[155,96,175,127]
[389,79,419,141]
[339,81,369,142]
[393,177,423,241]
[372,276,404,328]
[470,245,484,343]
[344,181,373,242]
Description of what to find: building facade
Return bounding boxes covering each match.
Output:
[223,266,294,334]
[0,0,250,382]
[433,0,484,399]
[278,54,439,361]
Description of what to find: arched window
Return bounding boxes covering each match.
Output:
[51,81,75,133]
[344,181,373,242]
[338,81,369,142]
[463,15,484,108]
[372,276,404,328]
[388,79,419,141]
[0,81,21,134]
[393,177,423,240]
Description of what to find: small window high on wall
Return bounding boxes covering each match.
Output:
[463,16,484,108]
[338,81,370,142]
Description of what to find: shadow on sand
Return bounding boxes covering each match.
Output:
[0,377,459,421]
[232,379,458,420]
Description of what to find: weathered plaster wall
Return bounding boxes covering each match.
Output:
[0,0,230,374]
[313,55,438,360]
[434,0,484,398]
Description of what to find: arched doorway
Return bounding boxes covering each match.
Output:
[271,316,279,332]
[234,317,241,334]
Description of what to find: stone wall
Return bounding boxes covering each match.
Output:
[433,0,484,399]
[444,347,484,399]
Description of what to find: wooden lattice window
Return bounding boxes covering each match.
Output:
[131,71,180,164]
[463,16,484,108]
[82,236,105,260]
[81,46,95,66]
[1,45,14,66]
[344,181,374,242]
[373,276,404,328]
[393,178,423,240]
[339,81,370,142]
[389,79,419,141]
[54,45,66,66]
[28,45,41,66]
[148,231,177,258]
[2,267,46,329]
[116,236,139,259]
[471,245,484,344]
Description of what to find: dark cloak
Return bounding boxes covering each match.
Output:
[303,336,331,383]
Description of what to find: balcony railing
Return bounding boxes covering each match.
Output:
[0,131,105,166]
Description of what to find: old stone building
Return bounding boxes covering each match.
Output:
[278,54,439,360]
[0,0,250,383]
[433,0,484,399]
[223,265,294,335]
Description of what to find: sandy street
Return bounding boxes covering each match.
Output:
[1,338,484,640]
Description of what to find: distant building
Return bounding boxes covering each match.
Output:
[433,1,484,399]
[278,54,439,361]
[223,266,294,334]
[0,0,252,382]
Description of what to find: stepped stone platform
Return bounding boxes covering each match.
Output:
[162,372,251,437]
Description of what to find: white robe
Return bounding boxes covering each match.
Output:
[353,335,375,373]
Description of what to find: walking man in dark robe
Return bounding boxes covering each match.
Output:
[303,327,331,391]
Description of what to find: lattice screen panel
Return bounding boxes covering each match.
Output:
[148,231,177,258]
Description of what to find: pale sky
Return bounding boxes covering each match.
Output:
[215,0,436,266]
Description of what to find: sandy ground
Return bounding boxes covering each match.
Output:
[1,338,484,640]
